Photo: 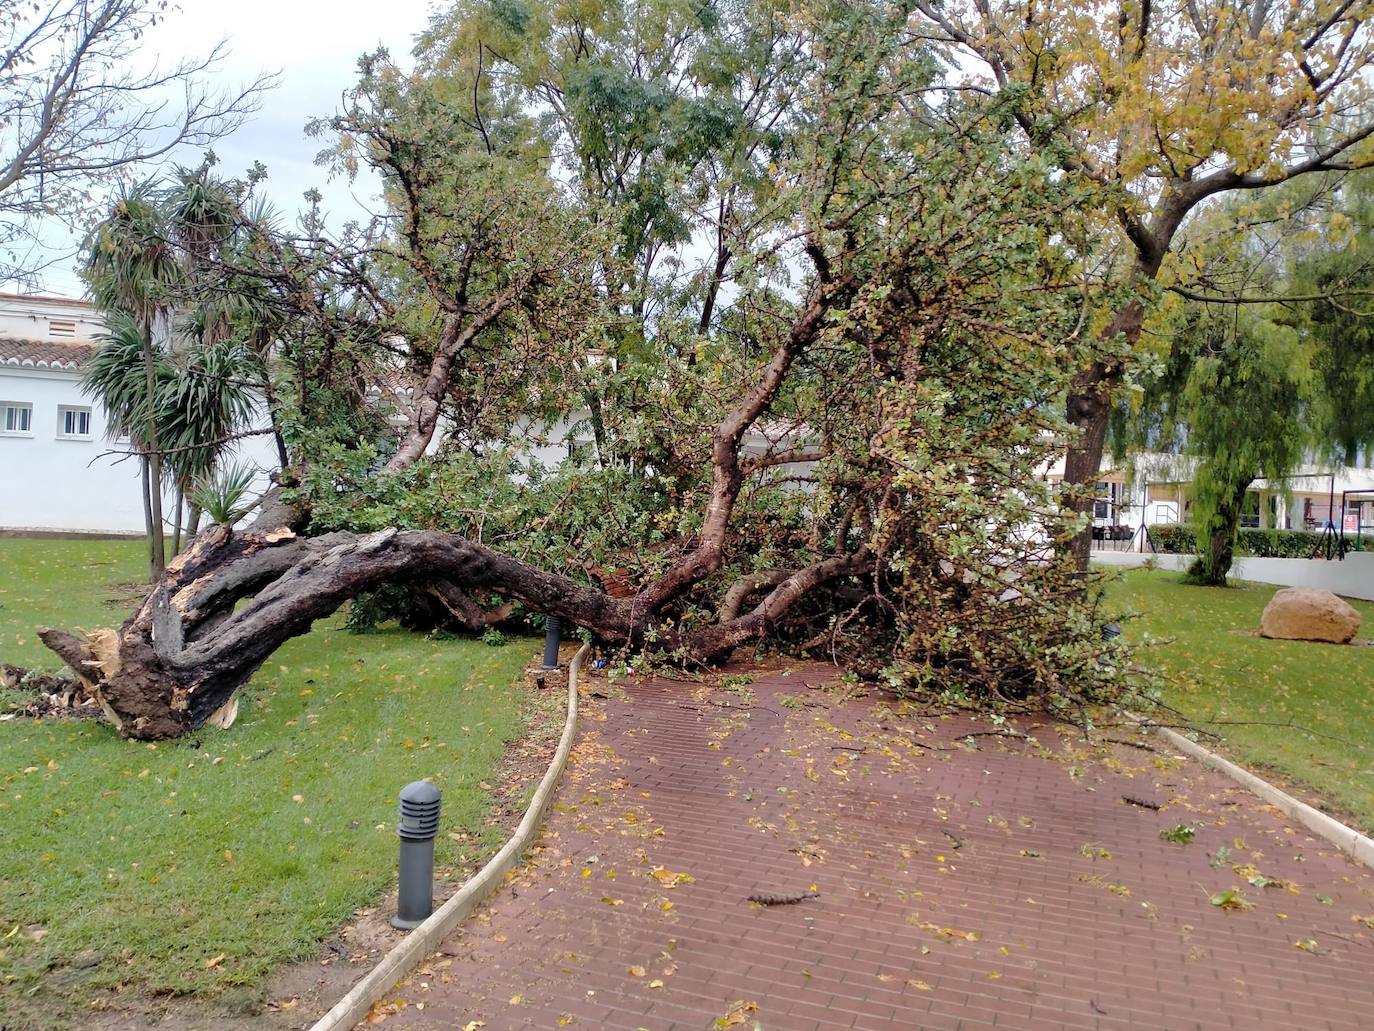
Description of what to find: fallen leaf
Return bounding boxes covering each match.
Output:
[650,867,695,888]
[714,999,759,1028]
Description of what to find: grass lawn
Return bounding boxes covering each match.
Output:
[0,537,534,1020]
[1108,567,1374,832]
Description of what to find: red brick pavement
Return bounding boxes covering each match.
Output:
[376,665,1374,1030]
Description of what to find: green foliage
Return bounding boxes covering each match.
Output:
[344,584,420,634]
[1160,824,1196,845]
[82,164,280,532]
[1209,888,1254,912]
[189,461,258,527]
[297,0,1143,710]
[1120,174,1374,586]
[66,1,1155,717]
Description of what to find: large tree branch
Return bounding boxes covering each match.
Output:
[1195,121,1374,197]
[41,526,633,739]
[1168,283,1374,305]
[383,279,527,472]
[684,549,874,662]
[632,273,843,613]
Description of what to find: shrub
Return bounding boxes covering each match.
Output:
[1145,524,1368,558]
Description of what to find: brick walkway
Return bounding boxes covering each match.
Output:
[376,665,1374,1030]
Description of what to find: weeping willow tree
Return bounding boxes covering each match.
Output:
[1115,171,1374,585]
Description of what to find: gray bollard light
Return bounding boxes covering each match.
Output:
[542,615,562,670]
[391,780,441,930]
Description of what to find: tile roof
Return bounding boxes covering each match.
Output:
[0,336,95,370]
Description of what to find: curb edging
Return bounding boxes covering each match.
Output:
[1140,719,1374,872]
[309,642,590,1031]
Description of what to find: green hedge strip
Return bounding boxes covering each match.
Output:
[1144,524,1369,557]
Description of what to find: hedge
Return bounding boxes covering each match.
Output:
[1144,524,1369,557]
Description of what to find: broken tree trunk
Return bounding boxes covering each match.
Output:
[31,519,872,739]
[36,524,632,739]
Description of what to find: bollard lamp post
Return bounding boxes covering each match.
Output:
[391,780,441,930]
[542,615,562,670]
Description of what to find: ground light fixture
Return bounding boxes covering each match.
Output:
[391,780,441,930]
[543,615,562,670]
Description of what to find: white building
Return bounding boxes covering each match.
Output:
[1043,449,1374,546]
[0,293,278,535]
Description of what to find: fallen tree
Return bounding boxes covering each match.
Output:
[17,0,1137,738]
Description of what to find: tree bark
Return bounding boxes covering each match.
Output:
[37,527,627,738]
[185,502,203,551]
[1062,293,1148,572]
[1063,359,1118,573]
[140,455,155,573]
[171,484,184,556]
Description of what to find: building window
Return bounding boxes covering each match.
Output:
[56,405,92,439]
[1,401,33,435]
[48,318,77,337]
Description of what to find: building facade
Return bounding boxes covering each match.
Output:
[0,293,278,535]
[1055,451,1374,545]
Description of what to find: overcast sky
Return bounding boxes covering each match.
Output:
[37,0,439,297]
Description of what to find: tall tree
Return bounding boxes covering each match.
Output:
[83,168,276,575]
[1125,304,1314,585]
[913,0,1374,570]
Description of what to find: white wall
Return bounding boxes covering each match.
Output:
[0,366,278,535]
[0,294,104,340]
[1092,550,1374,602]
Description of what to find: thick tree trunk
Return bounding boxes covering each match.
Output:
[1062,296,1147,572]
[1062,359,1116,574]
[33,519,870,738]
[37,526,633,739]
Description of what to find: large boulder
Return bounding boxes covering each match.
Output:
[1259,587,1362,644]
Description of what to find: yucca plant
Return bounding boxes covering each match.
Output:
[190,462,258,529]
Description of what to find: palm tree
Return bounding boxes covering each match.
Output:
[82,312,171,560]
[85,170,280,566]
[84,185,182,578]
